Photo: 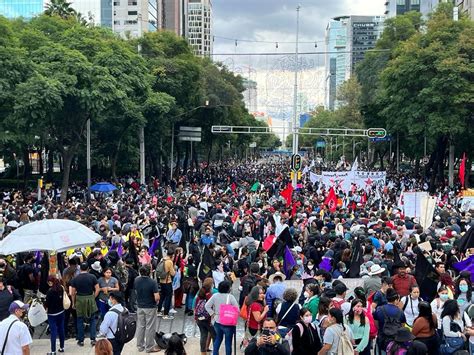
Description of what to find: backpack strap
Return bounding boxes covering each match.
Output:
[108,308,125,337]
[278,302,296,325]
[402,297,409,311]
[1,320,18,355]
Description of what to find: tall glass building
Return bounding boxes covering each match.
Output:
[0,0,44,19]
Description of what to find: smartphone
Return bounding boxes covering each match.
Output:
[261,329,271,337]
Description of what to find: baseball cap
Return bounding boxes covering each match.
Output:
[9,300,29,314]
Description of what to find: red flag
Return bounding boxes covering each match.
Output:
[324,187,337,212]
[291,201,301,217]
[280,183,294,207]
[231,182,237,192]
[361,192,367,205]
[459,153,466,188]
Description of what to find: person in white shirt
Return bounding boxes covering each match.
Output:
[401,285,422,327]
[99,292,125,355]
[0,301,32,355]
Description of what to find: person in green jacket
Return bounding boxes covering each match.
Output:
[303,283,320,321]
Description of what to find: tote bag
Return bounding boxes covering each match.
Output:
[219,294,239,326]
[28,299,48,327]
[62,286,71,310]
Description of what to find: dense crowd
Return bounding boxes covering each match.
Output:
[0,159,472,355]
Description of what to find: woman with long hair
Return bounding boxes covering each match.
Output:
[97,267,119,318]
[318,308,354,355]
[315,296,331,340]
[44,275,66,354]
[430,285,449,332]
[401,285,422,327]
[291,307,322,354]
[245,285,269,336]
[411,301,439,355]
[194,277,215,355]
[454,277,472,315]
[94,339,113,355]
[346,298,370,355]
[165,334,187,355]
[440,300,467,345]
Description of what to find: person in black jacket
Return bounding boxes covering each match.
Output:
[0,277,21,321]
[290,308,322,355]
[45,275,66,354]
[245,318,290,355]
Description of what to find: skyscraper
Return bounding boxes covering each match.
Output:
[456,0,474,19]
[0,0,45,19]
[384,0,451,18]
[156,0,187,36]
[325,15,384,110]
[186,0,212,57]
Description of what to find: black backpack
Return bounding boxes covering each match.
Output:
[381,305,402,341]
[110,308,137,344]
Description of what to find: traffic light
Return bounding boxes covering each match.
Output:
[291,153,302,171]
[367,128,387,139]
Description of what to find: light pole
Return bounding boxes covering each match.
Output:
[86,118,91,199]
[137,13,145,185]
[291,5,301,188]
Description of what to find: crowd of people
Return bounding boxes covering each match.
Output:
[0,159,471,355]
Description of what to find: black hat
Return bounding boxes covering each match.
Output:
[394,328,415,342]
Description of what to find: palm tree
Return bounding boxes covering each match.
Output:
[44,0,77,19]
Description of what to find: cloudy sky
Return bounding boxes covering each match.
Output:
[211,1,386,119]
[212,0,385,56]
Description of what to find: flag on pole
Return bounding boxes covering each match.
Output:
[250,182,260,192]
[283,246,297,278]
[460,153,466,188]
[280,183,294,207]
[309,172,319,184]
[324,187,337,212]
[351,157,359,172]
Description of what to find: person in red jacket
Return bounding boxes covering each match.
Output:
[392,263,417,297]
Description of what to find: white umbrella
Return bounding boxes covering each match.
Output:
[0,219,101,254]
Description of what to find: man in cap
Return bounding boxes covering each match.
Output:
[0,301,32,354]
[166,221,182,246]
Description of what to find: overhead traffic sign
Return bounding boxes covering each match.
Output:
[367,128,387,139]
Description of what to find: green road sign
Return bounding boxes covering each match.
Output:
[367,128,387,139]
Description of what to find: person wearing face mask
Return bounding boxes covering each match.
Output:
[291,308,322,354]
[303,284,320,322]
[345,299,370,355]
[332,262,347,279]
[99,292,125,355]
[400,286,423,328]
[244,318,291,355]
[430,286,450,334]
[455,277,472,315]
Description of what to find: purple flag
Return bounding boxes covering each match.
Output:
[319,257,332,272]
[35,251,42,269]
[148,237,159,257]
[283,246,296,278]
[454,255,474,272]
[110,240,117,251]
[117,239,123,257]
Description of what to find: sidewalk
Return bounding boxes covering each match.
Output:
[31,337,203,354]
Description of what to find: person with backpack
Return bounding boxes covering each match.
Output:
[345,299,370,355]
[275,288,301,338]
[373,288,407,353]
[134,265,160,353]
[239,263,261,307]
[291,307,322,354]
[318,308,355,355]
[440,299,471,355]
[195,278,215,355]
[400,285,422,328]
[99,292,128,355]
[266,272,286,318]
[386,328,416,355]
[331,283,351,316]
[156,248,176,320]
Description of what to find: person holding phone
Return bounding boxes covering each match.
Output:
[245,318,290,355]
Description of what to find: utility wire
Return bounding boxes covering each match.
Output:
[213,49,390,56]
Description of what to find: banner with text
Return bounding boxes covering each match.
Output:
[311,171,387,192]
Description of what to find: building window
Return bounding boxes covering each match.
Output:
[396,0,405,4]
[114,1,120,5]
[128,11,137,15]
[114,20,120,25]
[128,0,137,5]
[410,0,420,4]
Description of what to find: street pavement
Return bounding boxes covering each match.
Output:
[30,282,246,354]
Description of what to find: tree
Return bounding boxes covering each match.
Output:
[44,0,77,19]
[378,3,473,188]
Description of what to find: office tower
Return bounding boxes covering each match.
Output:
[456,0,474,19]
[186,0,212,57]
[156,0,187,36]
[384,0,451,18]
[0,0,45,19]
[325,15,384,110]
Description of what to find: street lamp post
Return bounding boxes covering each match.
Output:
[86,118,91,200]
[291,5,301,188]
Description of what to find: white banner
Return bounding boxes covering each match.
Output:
[310,170,387,192]
[404,192,429,218]
[420,195,437,229]
[459,197,474,212]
